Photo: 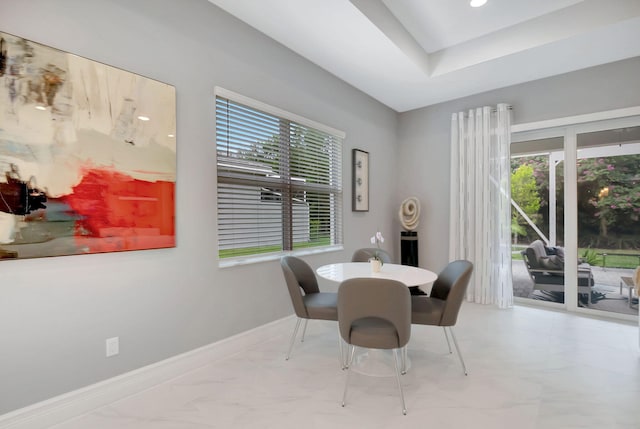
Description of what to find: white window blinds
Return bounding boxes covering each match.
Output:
[216,91,343,261]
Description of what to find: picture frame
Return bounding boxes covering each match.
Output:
[352,148,369,212]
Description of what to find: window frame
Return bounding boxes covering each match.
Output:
[215,87,345,267]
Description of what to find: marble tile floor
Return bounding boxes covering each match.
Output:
[52,303,640,429]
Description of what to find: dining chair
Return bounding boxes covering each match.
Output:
[338,277,411,415]
[351,248,392,263]
[280,256,340,361]
[410,260,473,375]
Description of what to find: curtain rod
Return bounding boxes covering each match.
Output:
[453,105,513,117]
[495,105,513,112]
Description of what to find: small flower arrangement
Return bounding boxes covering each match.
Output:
[370,231,385,266]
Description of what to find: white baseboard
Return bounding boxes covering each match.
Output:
[0,316,292,429]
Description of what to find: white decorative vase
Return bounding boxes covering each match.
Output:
[370,259,382,273]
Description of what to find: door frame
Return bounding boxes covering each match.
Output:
[512,107,640,321]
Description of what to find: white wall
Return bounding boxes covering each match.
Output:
[396,57,640,272]
[0,0,399,414]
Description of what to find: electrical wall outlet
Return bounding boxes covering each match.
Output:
[105,337,119,357]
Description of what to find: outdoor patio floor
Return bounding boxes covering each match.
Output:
[512,259,639,316]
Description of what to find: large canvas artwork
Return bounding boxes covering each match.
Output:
[0,32,176,260]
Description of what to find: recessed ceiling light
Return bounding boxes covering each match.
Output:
[167,134,175,138]
[470,0,487,7]
[35,105,47,111]
[137,115,150,121]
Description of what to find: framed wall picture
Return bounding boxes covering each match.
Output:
[0,31,176,260]
[352,149,369,211]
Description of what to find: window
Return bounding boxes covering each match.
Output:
[216,88,343,264]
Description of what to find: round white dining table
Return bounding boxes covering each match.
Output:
[316,262,438,377]
[316,262,437,287]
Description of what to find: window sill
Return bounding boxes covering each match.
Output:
[218,245,344,268]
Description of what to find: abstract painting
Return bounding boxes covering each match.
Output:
[0,31,176,260]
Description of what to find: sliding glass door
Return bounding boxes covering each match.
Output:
[575,125,640,316]
[511,115,640,320]
[511,135,565,306]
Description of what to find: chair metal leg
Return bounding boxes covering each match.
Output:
[442,327,453,354]
[392,349,407,415]
[447,327,468,375]
[401,346,407,375]
[300,319,308,342]
[285,318,302,360]
[342,346,356,407]
[337,326,346,370]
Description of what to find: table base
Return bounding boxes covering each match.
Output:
[350,348,411,377]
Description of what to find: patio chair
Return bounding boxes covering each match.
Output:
[521,240,595,304]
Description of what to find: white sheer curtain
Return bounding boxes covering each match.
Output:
[449,104,513,308]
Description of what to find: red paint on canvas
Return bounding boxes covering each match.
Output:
[63,168,175,252]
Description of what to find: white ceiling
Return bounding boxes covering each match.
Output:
[210,0,640,112]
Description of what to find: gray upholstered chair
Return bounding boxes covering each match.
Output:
[411,260,473,375]
[351,247,392,263]
[338,277,411,415]
[280,256,339,360]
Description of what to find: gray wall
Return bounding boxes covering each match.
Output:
[3,0,639,416]
[0,0,399,414]
[396,57,640,272]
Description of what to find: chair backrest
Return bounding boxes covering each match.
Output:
[429,260,473,326]
[351,248,392,263]
[338,278,411,349]
[280,256,320,318]
[525,240,547,269]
